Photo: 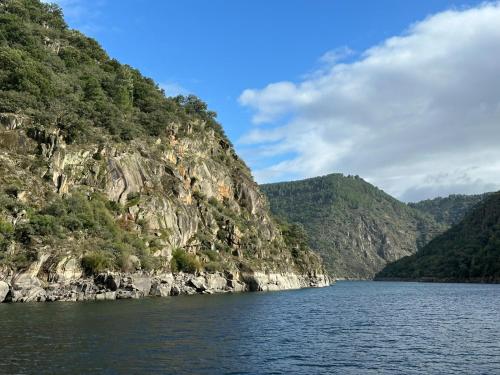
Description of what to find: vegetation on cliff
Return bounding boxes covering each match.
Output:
[409,193,489,226]
[0,0,327,282]
[261,174,446,278]
[0,0,229,144]
[376,192,500,282]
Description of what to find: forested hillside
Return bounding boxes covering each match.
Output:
[409,193,489,226]
[261,174,445,278]
[377,192,500,282]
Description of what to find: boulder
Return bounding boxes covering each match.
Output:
[205,273,228,291]
[106,274,121,291]
[95,273,121,291]
[11,274,47,302]
[95,291,116,301]
[188,276,207,292]
[0,281,10,302]
[150,282,171,297]
[131,274,152,295]
[55,257,83,284]
[116,290,141,299]
[170,285,181,296]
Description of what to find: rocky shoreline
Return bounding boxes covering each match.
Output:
[0,270,331,303]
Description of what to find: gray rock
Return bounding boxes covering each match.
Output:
[0,281,10,302]
[151,282,171,297]
[205,273,228,291]
[170,285,181,296]
[95,291,115,301]
[188,276,207,292]
[131,274,152,295]
[12,274,43,290]
[116,290,141,299]
[12,286,47,303]
[106,274,121,291]
[95,273,121,291]
[10,274,47,302]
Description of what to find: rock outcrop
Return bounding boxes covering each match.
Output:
[0,269,329,303]
[0,0,330,301]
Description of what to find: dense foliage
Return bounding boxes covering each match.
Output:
[261,174,445,277]
[409,193,489,226]
[376,192,500,282]
[0,188,160,273]
[0,0,229,144]
[170,249,202,273]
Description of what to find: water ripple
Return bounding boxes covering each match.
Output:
[0,281,499,374]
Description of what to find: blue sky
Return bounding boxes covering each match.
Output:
[53,0,500,201]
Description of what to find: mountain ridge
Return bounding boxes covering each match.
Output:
[376,191,500,283]
[261,173,446,279]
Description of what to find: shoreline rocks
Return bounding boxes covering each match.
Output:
[0,270,331,304]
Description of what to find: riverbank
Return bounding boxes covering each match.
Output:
[0,270,331,303]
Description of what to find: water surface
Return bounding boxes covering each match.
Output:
[1,281,499,374]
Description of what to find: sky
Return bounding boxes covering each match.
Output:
[48,0,500,202]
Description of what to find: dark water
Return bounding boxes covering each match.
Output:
[0,281,499,375]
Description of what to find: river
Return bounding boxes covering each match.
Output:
[0,281,499,374]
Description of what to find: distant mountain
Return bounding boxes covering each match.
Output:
[261,174,446,279]
[376,192,500,283]
[409,193,490,226]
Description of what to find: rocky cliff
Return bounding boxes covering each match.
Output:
[261,174,446,279]
[0,0,329,302]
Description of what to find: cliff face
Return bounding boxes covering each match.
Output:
[261,174,446,279]
[376,191,500,283]
[0,1,329,302]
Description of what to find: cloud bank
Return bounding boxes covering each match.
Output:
[238,3,500,201]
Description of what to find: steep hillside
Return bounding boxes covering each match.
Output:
[409,193,490,226]
[261,174,445,279]
[0,0,328,303]
[376,192,500,283]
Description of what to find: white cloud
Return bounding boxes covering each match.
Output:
[238,3,500,201]
[159,82,190,97]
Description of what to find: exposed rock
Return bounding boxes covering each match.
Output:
[95,291,116,301]
[205,272,228,291]
[106,274,121,291]
[131,274,152,295]
[170,285,181,296]
[0,2,330,301]
[150,282,171,297]
[11,273,47,302]
[116,290,141,299]
[188,276,207,292]
[55,257,83,283]
[242,271,330,292]
[0,268,330,303]
[0,281,9,302]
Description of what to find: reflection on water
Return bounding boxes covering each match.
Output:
[0,281,499,374]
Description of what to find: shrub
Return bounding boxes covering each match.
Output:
[204,261,223,273]
[170,249,201,273]
[81,251,114,275]
[126,192,141,207]
[0,218,14,251]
